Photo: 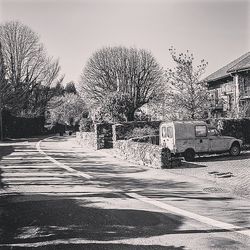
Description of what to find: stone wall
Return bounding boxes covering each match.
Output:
[114,139,162,168]
[76,123,114,150]
[95,123,113,149]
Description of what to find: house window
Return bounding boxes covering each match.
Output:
[195,125,207,137]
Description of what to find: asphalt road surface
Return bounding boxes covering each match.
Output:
[0,136,249,250]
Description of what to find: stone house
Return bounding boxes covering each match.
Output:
[205,52,250,118]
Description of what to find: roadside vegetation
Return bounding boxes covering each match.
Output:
[1,19,249,143]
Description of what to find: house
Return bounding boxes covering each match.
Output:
[205,52,250,118]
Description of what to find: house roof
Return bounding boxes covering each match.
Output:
[205,52,250,83]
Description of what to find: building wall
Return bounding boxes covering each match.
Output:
[208,72,250,118]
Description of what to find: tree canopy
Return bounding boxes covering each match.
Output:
[164,47,209,120]
[78,46,164,121]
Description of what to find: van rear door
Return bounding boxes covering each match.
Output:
[161,125,174,151]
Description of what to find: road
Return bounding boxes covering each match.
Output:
[0,136,250,249]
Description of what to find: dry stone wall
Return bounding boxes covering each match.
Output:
[113,140,162,168]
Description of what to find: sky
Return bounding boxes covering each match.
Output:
[0,0,249,84]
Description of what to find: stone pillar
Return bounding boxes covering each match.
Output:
[94,124,99,150]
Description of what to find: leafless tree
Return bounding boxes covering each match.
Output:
[78,46,164,121]
[47,93,88,126]
[0,41,8,140]
[0,21,62,115]
[165,47,209,120]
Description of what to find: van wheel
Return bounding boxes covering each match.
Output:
[229,143,240,156]
[184,149,195,162]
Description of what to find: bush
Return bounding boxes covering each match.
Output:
[209,118,250,144]
[134,110,151,121]
[125,125,157,139]
[79,118,94,132]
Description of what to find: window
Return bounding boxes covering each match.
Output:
[167,126,173,138]
[162,126,166,138]
[195,125,207,137]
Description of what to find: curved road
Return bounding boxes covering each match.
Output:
[0,136,249,249]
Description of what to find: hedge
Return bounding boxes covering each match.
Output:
[2,111,45,138]
[208,118,250,144]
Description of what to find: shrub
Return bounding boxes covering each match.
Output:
[125,125,157,139]
[209,118,250,144]
[134,109,151,121]
[79,118,94,132]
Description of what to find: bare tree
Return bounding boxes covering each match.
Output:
[78,46,164,121]
[165,47,209,120]
[0,41,8,140]
[0,21,62,115]
[47,93,88,126]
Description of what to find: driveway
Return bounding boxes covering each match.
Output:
[0,136,249,249]
[166,151,250,199]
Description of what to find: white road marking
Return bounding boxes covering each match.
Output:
[36,137,92,180]
[126,193,250,237]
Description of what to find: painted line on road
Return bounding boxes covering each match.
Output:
[126,192,250,237]
[36,137,92,180]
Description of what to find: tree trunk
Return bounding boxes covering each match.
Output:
[126,109,135,121]
[191,110,195,120]
[0,108,3,141]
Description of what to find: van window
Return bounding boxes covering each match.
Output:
[195,125,207,137]
[167,126,173,138]
[162,126,167,138]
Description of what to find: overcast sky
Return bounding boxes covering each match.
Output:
[0,0,249,83]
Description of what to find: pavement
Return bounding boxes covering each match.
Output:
[0,135,250,249]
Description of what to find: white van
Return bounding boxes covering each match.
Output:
[159,121,242,161]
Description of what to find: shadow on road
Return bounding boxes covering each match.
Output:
[0,145,14,189]
[96,175,234,202]
[0,145,14,160]
[0,194,184,249]
[5,243,185,249]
